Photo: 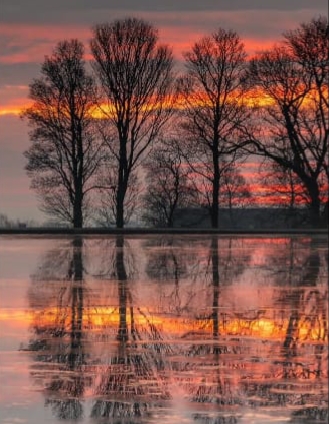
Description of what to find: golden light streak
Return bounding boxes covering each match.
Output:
[0,102,32,116]
[0,108,22,116]
[1,83,325,118]
[1,307,326,342]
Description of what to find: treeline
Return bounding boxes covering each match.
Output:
[22,16,328,228]
[0,212,37,228]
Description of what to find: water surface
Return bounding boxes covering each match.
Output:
[0,234,328,424]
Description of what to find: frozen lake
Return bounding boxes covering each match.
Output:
[0,234,328,424]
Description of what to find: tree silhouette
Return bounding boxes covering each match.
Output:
[91,17,176,228]
[261,161,310,227]
[22,40,104,228]
[179,28,251,228]
[143,139,197,227]
[95,169,141,227]
[218,163,254,227]
[248,16,328,225]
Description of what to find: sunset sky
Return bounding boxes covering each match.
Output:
[0,0,327,223]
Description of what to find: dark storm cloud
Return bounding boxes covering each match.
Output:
[0,0,326,23]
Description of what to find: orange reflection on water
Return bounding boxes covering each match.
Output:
[0,310,33,325]
[1,306,326,343]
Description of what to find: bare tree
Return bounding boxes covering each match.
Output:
[220,164,253,209]
[91,17,176,228]
[248,16,328,226]
[179,28,251,228]
[95,165,141,227]
[264,161,307,209]
[142,139,196,227]
[22,40,103,228]
[219,163,253,226]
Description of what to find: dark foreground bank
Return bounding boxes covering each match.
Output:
[0,227,327,236]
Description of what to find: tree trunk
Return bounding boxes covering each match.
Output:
[304,178,321,227]
[116,150,127,229]
[116,187,125,229]
[167,204,175,228]
[73,193,83,228]
[167,215,173,228]
[229,193,234,227]
[309,198,321,227]
[321,201,328,228]
[211,150,220,229]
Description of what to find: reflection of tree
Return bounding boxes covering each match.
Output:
[19,235,327,423]
[145,236,252,323]
[282,240,322,355]
[279,240,328,418]
[25,237,90,420]
[240,237,328,418]
[91,236,172,422]
[25,236,174,422]
[144,236,200,316]
[180,239,234,404]
[145,236,189,281]
[190,237,252,340]
[290,407,328,423]
[211,237,220,340]
[116,236,129,342]
[172,236,251,424]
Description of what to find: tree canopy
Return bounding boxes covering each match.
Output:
[22,39,103,228]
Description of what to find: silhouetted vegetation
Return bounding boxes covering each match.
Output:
[246,16,328,227]
[91,18,176,228]
[22,40,104,228]
[142,138,196,227]
[22,16,328,228]
[178,28,251,228]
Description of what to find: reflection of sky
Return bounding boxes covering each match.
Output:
[0,237,62,279]
[0,235,327,424]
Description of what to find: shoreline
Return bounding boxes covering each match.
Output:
[0,227,327,236]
